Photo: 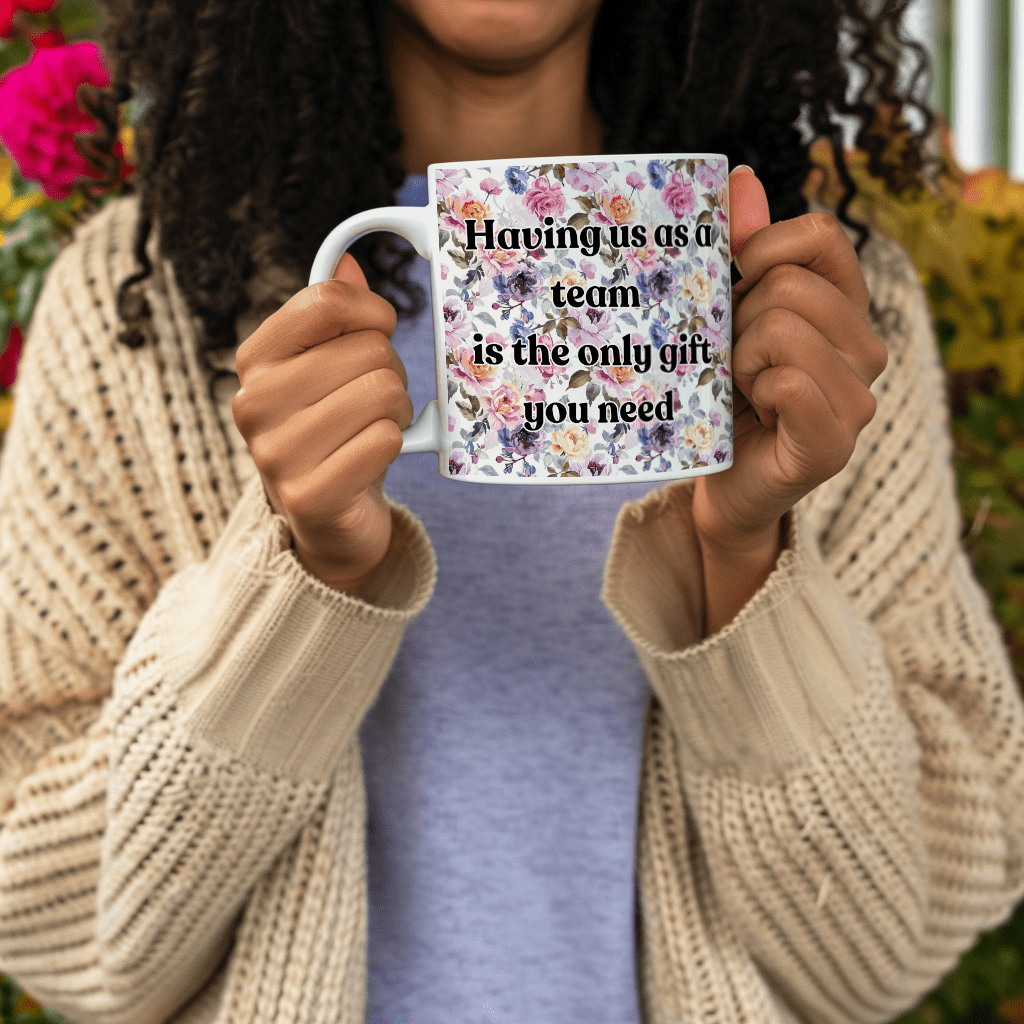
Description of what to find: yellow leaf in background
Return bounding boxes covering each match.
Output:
[14,988,42,1013]
[0,154,45,224]
[0,156,12,210]
[805,134,1024,394]
[946,333,1024,395]
[120,124,136,164]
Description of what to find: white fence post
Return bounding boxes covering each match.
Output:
[951,0,999,169]
[1011,0,1024,176]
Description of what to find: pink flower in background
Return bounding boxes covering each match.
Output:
[523,177,565,219]
[0,42,110,200]
[0,326,23,388]
[1,0,57,37]
[479,176,502,196]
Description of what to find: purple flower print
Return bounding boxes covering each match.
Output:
[639,264,677,303]
[694,163,718,189]
[510,318,531,344]
[435,167,468,198]
[566,307,614,347]
[497,264,543,304]
[498,424,543,455]
[570,451,612,477]
[565,162,611,192]
[638,422,676,454]
[648,160,668,188]
[662,172,695,217]
[649,322,668,348]
[448,449,471,475]
[443,297,472,346]
[505,166,529,195]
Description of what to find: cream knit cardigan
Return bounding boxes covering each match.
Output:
[1,197,1023,1024]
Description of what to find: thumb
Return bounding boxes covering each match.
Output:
[332,251,369,289]
[729,166,770,258]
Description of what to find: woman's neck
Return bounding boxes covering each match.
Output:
[386,4,604,173]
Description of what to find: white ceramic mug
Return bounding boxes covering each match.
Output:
[310,153,733,484]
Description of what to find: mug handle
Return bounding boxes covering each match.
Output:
[308,206,441,455]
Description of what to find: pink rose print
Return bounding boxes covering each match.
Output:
[624,246,658,277]
[523,177,565,219]
[625,170,646,191]
[480,248,521,278]
[632,382,658,405]
[485,383,523,427]
[662,172,695,218]
[593,364,638,395]
[593,190,635,227]
[479,176,503,196]
[579,259,597,280]
[450,346,498,390]
[441,188,490,233]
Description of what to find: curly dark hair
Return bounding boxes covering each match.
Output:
[84,0,931,373]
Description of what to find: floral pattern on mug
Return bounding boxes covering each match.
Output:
[434,156,732,479]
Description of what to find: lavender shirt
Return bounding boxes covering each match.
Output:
[358,175,663,1024]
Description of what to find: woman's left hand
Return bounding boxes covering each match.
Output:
[691,169,889,554]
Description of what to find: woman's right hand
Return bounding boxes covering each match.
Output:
[231,253,413,596]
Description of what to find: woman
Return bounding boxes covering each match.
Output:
[1,1,1022,1023]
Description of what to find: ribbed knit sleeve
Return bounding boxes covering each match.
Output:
[604,233,1024,1023]
[0,198,436,1024]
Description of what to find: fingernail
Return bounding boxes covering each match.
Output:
[730,258,744,286]
[732,164,755,175]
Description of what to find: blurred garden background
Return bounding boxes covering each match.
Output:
[1,0,1024,1021]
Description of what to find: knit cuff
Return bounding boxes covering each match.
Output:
[152,475,436,781]
[603,482,868,780]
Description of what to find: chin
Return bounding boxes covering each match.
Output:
[391,0,603,68]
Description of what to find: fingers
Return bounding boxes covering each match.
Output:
[246,366,413,486]
[733,263,888,389]
[732,210,870,316]
[232,329,409,435]
[281,419,406,527]
[728,166,771,256]
[236,269,399,379]
[749,364,861,485]
[733,306,878,438]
